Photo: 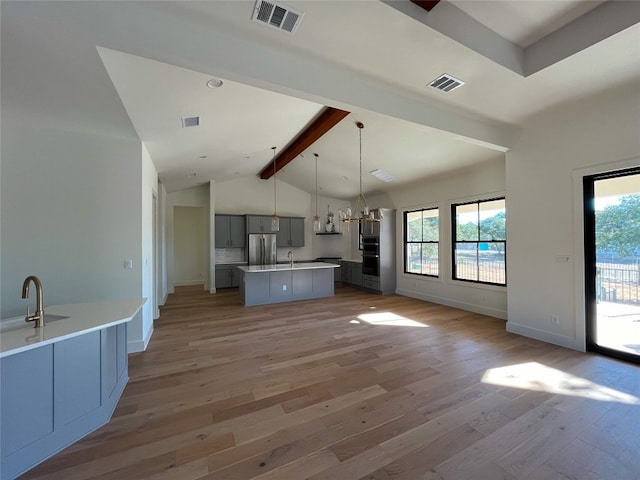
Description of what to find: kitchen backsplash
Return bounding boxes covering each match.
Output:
[215,248,245,264]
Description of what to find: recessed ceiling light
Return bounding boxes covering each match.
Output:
[206,78,224,88]
[370,168,394,183]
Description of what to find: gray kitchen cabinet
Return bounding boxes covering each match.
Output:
[340,261,352,284]
[339,261,366,288]
[333,264,342,282]
[1,325,128,480]
[215,215,246,247]
[362,274,380,291]
[351,262,363,286]
[215,265,242,288]
[1,345,54,465]
[247,215,274,234]
[276,217,305,247]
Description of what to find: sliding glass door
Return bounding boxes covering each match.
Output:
[584,168,640,363]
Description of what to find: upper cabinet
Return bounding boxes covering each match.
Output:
[276,217,305,247]
[215,215,246,247]
[246,215,274,234]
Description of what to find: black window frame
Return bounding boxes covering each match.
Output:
[451,197,506,286]
[404,207,439,278]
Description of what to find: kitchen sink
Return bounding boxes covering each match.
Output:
[0,314,69,333]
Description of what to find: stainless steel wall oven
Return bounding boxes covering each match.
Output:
[362,237,380,276]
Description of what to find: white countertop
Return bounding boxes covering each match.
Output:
[0,298,145,358]
[238,262,340,273]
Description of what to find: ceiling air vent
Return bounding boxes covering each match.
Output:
[429,74,465,93]
[181,116,200,128]
[252,0,304,34]
[370,169,394,183]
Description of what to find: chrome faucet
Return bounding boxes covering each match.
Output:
[22,275,45,328]
[288,250,293,267]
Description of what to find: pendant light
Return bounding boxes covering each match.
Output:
[339,122,381,226]
[271,146,279,232]
[313,153,321,233]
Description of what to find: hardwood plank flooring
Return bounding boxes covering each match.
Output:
[19,285,640,480]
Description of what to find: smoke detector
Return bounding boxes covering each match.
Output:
[429,74,465,93]
[252,0,304,34]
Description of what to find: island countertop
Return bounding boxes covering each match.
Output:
[238,262,339,273]
[0,298,145,358]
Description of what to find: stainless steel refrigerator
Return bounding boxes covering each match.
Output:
[248,233,277,266]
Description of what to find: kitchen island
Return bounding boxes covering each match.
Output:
[0,299,144,480]
[237,262,339,306]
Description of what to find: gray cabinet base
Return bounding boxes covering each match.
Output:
[1,324,128,480]
[239,269,334,306]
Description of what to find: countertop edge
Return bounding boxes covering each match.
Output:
[238,262,340,273]
[0,298,145,358]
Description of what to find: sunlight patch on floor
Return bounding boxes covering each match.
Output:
[482,362,640,404]
[355,312,429,328]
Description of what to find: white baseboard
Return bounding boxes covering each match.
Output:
[506,322,584,351]
[396,288,507,320]
[174,281,204,287]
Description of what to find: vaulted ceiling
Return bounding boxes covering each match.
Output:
[6,1,640,198]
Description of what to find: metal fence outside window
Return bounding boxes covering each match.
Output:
[596,259,640,305]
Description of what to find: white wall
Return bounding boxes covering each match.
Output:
[1,14,145,328]
[165,184,210,293]
[137,143,158,351]
[506,82,640,350]
[159,183,168,304]
[173,206,206,285]
[367,159,508,319]
[312,195,353,260]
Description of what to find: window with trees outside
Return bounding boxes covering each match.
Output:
[405,207,439,277]
[453,198,506,285]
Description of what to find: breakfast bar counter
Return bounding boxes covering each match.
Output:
[0,299,144,480]
[237,262,338,306]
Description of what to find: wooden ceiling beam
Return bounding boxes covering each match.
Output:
[259,106,350,180]
[410,0,440,12]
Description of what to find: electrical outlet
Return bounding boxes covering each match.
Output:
[282,284,287,291]
[550,315,559,325]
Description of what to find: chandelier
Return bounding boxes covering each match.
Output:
[339,122,382,225]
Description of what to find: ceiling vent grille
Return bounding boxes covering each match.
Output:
[429,74,465,93]
[181,116,200,128]
[369,169,394,183]
[252,0,304,34]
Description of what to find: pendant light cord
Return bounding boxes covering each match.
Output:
[359,124,363,200]
[315,153,319,217]
[272,146,277,216]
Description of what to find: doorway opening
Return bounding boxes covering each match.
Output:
[173,206,206,287]
[584,167,640,363]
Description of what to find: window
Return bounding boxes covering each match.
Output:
[452,198,506,285]
[404,207,439,277]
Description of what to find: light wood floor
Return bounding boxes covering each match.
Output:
[21,286,639,480]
